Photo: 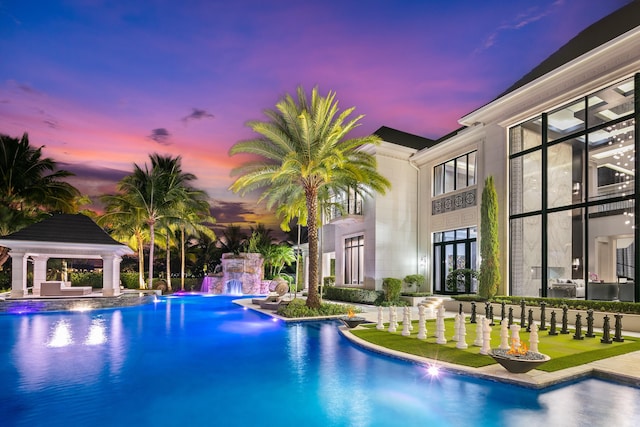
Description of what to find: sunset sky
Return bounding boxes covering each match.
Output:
[0,0,632,235]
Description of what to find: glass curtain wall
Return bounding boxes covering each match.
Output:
[509,75,638,301]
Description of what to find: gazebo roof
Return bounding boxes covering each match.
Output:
[0,213,133,257]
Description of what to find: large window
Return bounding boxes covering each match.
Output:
[509,75,638,301]
[344,235,364,285]
[433,151,477,196]
[433,227,477,294]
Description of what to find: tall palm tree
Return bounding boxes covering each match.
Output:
[0,133,82,268]
[115,154,200,289]
[99,193,149,288]
[0,133,80,213]
[229,86,390,308]
[174,202,216,291]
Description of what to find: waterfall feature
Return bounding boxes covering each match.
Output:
[225,280,243,295]
[199,253,265,294]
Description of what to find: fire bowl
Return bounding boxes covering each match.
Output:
[339,316,371,328]
[489,349,551,374]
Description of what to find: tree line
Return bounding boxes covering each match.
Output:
[1,86,392,307]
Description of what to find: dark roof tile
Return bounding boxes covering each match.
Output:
[374,126,437,150]
[3,214,126,246]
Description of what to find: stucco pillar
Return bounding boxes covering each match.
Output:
[102,254,122,297]
[10,251,28,298]
[31,255,49,296]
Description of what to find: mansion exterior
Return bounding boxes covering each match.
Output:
[319,2,640,302]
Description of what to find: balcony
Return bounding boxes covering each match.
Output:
[328,199,363,224]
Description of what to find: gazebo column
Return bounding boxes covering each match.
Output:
[31,255,49,296]
[102,254,122,296]
[9,251,28,298]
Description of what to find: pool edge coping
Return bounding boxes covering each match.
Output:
[234,298,640,390]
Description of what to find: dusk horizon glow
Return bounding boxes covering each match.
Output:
[0,0,631,236]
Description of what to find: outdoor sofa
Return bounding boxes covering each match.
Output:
[40,281,93,296]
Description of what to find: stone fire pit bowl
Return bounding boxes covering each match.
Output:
[339,316,371,328]
[489,349,551,374]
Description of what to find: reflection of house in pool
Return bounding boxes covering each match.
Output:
[200,253,271,295]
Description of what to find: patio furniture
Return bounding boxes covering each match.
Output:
[40,281,93,297]
[586,282,619,301]
[618,282,635,302]
[259,298,290,311]
[548,279,585,298]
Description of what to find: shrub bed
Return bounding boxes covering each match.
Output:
[120,273,141,289]
[277,298,358,318]
[324,286,384,304]
[69,272,102,288]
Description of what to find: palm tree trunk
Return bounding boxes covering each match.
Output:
[137,238,145,289]
[305,187,320,308]
[148,221,155,290]
[166,229,172,291]
[181,226,186,291]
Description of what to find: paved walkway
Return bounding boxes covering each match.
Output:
[236,297,640,389]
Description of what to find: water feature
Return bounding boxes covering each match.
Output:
[1,295,639,426]
[224,279,243,295]
[199,253,267,294]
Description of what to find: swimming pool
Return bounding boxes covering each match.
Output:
[1,295,638,427]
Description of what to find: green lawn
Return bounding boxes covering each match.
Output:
[352,318,640,372]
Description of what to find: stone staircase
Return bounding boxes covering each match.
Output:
[419,296,450,317]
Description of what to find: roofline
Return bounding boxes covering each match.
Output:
[0,240,135,257]
[460,23,640,126]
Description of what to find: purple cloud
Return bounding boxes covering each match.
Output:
[182,108,215,124]
[148,128,171,145]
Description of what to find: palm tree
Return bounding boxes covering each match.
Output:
[99,193,149,288]
[114,154,201,289]
[0,133,82,268]
[174,203,216,291]
[218,224,247,255]
[263,243,296,280]
[246,223,275,253]
[229,86,390,308]
[0,133,81,213]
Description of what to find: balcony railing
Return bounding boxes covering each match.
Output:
[328,199,363,223]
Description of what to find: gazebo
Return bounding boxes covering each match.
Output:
[0,213,134,298]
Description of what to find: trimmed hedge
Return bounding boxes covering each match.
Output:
[69,272,102,288]
[452,294,640,315]
[324,286,384,304]
[120,273,141,289]
[382,277,402,303]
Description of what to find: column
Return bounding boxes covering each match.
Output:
[10,251,28,298]
[31,255,49,296]
[102,254,122,297]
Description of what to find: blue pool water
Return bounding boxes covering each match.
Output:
[1,295,639,427]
